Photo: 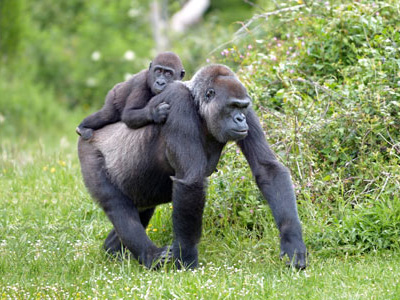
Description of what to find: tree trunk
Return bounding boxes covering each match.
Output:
[150,0,169,52]
[171,0,210,33]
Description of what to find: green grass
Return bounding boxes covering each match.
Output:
[1,1,400,298]
[1,140,400,299]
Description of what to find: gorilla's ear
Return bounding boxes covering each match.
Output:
[149,61,153,70]
[180,69,186,79]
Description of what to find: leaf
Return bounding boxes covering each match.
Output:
[323,175,331,181]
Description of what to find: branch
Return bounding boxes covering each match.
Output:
[171,0,210,33]
[289,78,347,105]
[209,4,305,54]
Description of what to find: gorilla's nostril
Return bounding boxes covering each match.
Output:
[235,113,246,123]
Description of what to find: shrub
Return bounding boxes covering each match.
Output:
[207,0,400,254]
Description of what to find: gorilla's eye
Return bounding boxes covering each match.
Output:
[205,89,215,101]
[165,70,173,78]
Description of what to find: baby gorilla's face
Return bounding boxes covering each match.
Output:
[151,66,176,94]
[148,52,185,95]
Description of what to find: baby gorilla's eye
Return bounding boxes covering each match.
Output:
[205,88,215,101]
[155,69,162,75]
[165,70,173,78]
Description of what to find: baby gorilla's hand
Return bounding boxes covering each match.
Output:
[152,102,170,124]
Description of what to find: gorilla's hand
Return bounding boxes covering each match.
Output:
[279,229,307,270]
[152,102,170,124]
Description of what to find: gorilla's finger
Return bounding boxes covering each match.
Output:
[157,103,170,110]
[158,108,170,114]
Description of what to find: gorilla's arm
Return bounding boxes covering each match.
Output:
[237,109,306,269]
[121,92,170,129]
[163,86,208,269]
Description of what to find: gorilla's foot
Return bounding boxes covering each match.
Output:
[148,245,173,270]
[76,126,94,140]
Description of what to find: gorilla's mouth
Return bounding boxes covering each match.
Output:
[154,88,163,94]
[231,129,248,139]
[233,129,248,134]
[232,128,249,133]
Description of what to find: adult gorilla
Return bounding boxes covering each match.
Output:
[78,64,307,269]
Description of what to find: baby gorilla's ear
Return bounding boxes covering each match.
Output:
[180,69,186,79]
[149,61,153,70]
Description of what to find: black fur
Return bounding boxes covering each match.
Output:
[76,52,185,140]
[78,64,307,269]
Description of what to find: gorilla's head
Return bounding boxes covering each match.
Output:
[188,64,251,143]
[148,52,186,95]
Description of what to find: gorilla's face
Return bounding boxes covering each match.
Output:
[150,65,177,95]
[148,52,185,95]
[199,76,251,143]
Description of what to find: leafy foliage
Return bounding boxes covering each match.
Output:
[0,0,25,61]
[26,0,154,107]
[209,0,400,254]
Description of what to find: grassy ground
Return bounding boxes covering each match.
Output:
[1,1,399,298]
[1,138,399,300]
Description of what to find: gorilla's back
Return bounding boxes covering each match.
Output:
[79,82,196,209]
[87,122,174,208]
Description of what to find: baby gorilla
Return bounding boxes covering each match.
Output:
[76,52,185,139]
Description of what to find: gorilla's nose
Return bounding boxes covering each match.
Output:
[234,113,246,124]
[156,80,166,87]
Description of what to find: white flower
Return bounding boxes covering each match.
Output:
[124,50,136,61]
[86,77,97,87]
[128,9,139,18]
[91,51,101,61]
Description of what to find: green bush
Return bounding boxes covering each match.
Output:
[208,0,400,254]
[0,0,25,61]
[0,67,84,148]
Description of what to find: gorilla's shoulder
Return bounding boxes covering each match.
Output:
[162,81,193,107]
[164,81,191,95]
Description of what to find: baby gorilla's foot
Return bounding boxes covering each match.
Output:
[76,126,94,140]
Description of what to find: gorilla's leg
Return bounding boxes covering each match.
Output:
[103,228,125,257]
[103,208,156,257]
[139,208,156,228]
[138,207,172,266]
[76,101,120,140]
[79,143,165,268]
[103,192,167,267]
